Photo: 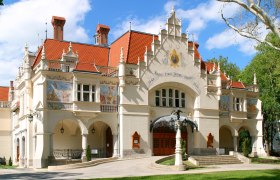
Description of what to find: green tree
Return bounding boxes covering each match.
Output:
[242,138,251,157]
[240,33,280,122]
[207,56,241,81]
[0,0,3,6]
[240,33,280,155]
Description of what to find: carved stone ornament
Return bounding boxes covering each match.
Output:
[47,75,71,81]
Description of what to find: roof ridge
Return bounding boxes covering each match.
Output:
[126,31,132,62]
[47,39,110,49]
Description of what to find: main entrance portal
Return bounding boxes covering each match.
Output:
[153,126,188,156]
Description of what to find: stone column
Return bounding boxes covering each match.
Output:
[112,134,119,157]
[175,122,185,170]
[233,136,238,152]
[81,134,88,162]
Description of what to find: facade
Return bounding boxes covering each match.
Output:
[9,10,265,168]
[0,85,12,161]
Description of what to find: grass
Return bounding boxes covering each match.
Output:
[0,165,15,169]
[251,157,280,164]
[158,157,202,170]
[91,170,280,180]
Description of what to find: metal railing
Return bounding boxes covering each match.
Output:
[52,149,83,160]
[100,104,118,112]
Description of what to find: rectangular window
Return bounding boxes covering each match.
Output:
[91,85,95,102]
[155,90,160,106]
[175,90,179,107]
[181,92,185,108]
[234,97,242,111]
[83,85,90,101]
[162,89,166,106]
[77,84,81,101]
[169,89,173,107]
[66,65,70,72]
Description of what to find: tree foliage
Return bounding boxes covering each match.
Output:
[217,0,280,51]
[207,56,241,81]
[0,0,3,6]
[240,33,280,122]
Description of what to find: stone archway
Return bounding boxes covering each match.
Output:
[52,119,82,161]
[219,126,234,154]
[88,121,113,158]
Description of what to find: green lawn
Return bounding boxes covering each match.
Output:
[0,165,15,169]
[91,170,280,180]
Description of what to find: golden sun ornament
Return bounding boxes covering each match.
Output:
[169,49,179,67]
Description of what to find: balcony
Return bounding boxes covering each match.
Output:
[230,111,247,123]
[0,101,10,108]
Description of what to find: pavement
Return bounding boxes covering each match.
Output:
[0,156,280,179]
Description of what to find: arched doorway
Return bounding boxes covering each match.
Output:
[16,138,19,162]
[219,126,234,154]
[238,127,252,153]
[88,121,113,158]
[153,126,188,156]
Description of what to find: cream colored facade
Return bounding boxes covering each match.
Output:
[0,91,12,161]
[10,10,265,168]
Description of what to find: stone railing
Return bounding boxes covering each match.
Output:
[0,101,10,108]
[52,149,83,160]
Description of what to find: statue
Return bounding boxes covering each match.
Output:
[207,133,214,148]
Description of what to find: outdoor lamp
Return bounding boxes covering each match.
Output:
[91,127,95,134]
[60,120,64,134]
[28,114,33,122]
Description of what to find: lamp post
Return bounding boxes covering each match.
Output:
[171,109,185,170]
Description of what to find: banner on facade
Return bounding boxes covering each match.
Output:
[100,84,118,105]
[46,80,73,110]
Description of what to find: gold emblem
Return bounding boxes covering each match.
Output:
[169,49,179,67]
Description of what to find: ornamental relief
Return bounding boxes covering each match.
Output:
[47,75,72,82]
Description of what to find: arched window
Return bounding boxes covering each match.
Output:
[155,88,186,108]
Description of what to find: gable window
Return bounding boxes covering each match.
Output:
[77,84,96,102]
[155,88,186,108]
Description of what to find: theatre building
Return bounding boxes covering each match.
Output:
[9,10,265,168]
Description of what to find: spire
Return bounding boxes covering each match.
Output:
[171,5,175,14]
[41,45,46,59]
[254,73,257,85]
[217,62,220,71]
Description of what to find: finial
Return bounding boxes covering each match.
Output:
[213,63,216,70]
[68,42,72,52]
[218,62,220,71]
[24,43,29,56]
[41,45,46,59]
[120,47,124,62]
[152,35,155,43]
[138,57,140,64]
[45,21,48,40]
[145,46,148,53]
[254,72,257,85]
[129,21,132,31]
[171,5,175,13]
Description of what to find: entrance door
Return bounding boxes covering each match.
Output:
[153,127,188,156]
[106,127,113,157]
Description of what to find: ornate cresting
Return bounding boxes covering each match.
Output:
[150,109,198,170]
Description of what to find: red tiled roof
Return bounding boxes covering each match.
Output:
[0,86,9,101]
[205,62,228,81]
[32,39,110,72]
[109,31,158,67]
[230,81,245,89]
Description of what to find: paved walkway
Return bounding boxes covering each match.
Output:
[0,157,280,179]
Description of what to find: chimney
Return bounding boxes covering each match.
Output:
[95,24,110,46]
[52,16,66,41]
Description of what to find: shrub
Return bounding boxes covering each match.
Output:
[8,157,12,166]
[86,145,91,161]
[242,138,250,157]
[181,140,186,160]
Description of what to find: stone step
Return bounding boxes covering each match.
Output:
[190,155,242,166]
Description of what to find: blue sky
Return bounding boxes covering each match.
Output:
[0,0,258,86]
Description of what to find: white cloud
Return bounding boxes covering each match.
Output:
[0,0,91,85]
[205,29,257,55]
[176,0,240,34]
